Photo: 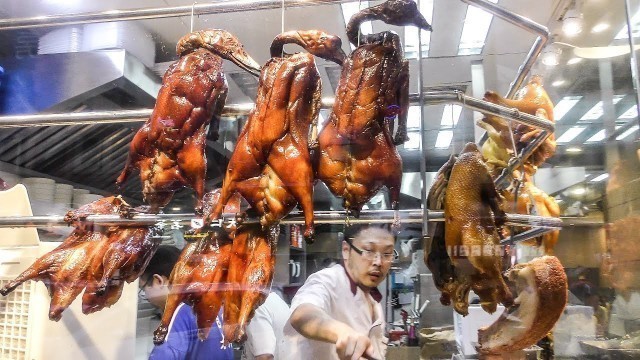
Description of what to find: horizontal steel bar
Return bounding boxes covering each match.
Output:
[420,91,555,132]
[0,209,563,229]
[501,226,554,244]
[0,92,553,132]
[0,0,350,31]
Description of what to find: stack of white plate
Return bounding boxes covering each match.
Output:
[38,26,83,54]
[76,193,103,207]
[0,171,21,189]
[54,183,74,209]
[72,188,90,208]
[22,178,55,215]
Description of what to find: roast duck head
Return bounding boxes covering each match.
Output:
[177,29,261,76]
[270,29,347,65]
[346,0,432,45]
[426,143,513,316]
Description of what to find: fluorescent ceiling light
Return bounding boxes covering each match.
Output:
[580,95,624,120]
[404,0,434,58]
[566,147,582,153]
[341,2,372,49]
[618,105,638,119]
[435,130,454,148]
[556,126,587,143]
[590,173,609,182]
[552,80,566,87]
[573,187,586,195]
[591,23,610,33]
[586,126,622,142]
[458,0,498,55]
[404,131,421,150]
[616,125,639,140]
[567,57,582,65]
[615,8,640,39]
[407,106,421,129]
[554,96,582,121]
[440,105,462,127]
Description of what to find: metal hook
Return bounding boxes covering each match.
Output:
[190,2,197,32]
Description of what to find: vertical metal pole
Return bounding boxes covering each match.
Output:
[417,0,429,236]
[599,58,616,224]
[625,0,640,131]
[471,60,486,143]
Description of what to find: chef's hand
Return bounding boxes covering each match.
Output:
[335,331,381,360]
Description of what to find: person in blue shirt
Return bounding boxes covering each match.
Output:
[140,245,233,360]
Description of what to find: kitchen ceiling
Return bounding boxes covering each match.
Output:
[0,0,637,208]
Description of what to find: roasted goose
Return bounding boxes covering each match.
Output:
[482,75,556,173]
[223,225,277,344]
[155,189,240,344]
[477,256,567,355]
[427,143,513,315]
[116,29,260,213]
[210,30,346,241]
[316,0,431,217]
[502,174,560,255]
[0,197,159,319]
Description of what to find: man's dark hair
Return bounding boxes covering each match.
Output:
[143,245,181,279]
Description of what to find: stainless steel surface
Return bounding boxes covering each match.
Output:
[0,92,555,131]
[461,0,550,98]
[0,209,563,228]
[494,130,551,190]
[421,91,555,132]
[502,226,554,244]
[418,274,453,327]
[0,0,352,31]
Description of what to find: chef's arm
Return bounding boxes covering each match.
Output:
[290,303,380,360]
[290,303,353,343]
[255,355,274,360]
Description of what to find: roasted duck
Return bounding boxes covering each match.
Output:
[502,174,560,255]
[316,0,431,217]
[210,30,346,241]
[477,256,567,355]
[482,75,556,174]
[223,225,277,344]
[0,197,159,319]
[116,29,260,213]
[427,143,513,315]
[155,189,240,344]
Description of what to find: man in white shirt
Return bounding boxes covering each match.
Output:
[242,290,290,360]
[284,226,395,360]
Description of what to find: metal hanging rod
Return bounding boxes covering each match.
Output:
[0,0,351,31]
[494,130,551,190]
[461,0,549,99]
[502,226,554,245]
[0,92,553,132]
[0,209,562,229]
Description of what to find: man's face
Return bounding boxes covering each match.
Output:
[139,274,169,309]
[343,232,395,288]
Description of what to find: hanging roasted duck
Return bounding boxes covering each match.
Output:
[0,197,160,319]
[209,30,346,241]
[155,189,240,344]
[481,75,556,175]
[502,172,561,255]
[477,256,567,355]
[426,143,513,316]
[315,0,431,217]
[116,29,261,213]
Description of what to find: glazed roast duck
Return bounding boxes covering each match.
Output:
[155,189,277,345]
[116,29,260,213]
[0,197,160,320]
[315,0,432,218]
[209,30,346,241]
[426,143,513,316]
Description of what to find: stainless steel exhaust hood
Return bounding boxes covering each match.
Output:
[1,49,161,114]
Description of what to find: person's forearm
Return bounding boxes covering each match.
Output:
[290,304,353,344]
[255,354,274,360]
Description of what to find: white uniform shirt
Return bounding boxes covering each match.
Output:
[242,292,291,360]
[283,264,387,360]
[609,292,640,336]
